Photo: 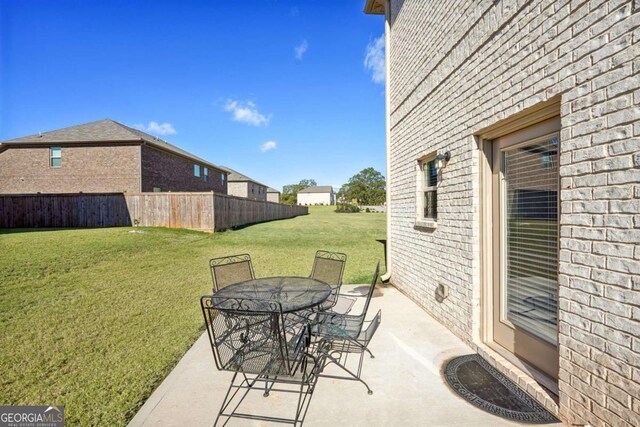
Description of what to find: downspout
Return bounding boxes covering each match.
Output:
[381,0,392,283]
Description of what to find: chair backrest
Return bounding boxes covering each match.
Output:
[361,261,381,318]
[313,262,380,340]
[209,254,255,292]
[310,250,347,287]
[201,296,307,377]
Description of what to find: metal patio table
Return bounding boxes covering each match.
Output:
[210,276,331,313]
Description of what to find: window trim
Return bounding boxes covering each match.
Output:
[416,154,438,229]
[194,164,201,177]
[50,146,62,168]
[203,167,209,182]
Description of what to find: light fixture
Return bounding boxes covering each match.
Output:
[434,151,451,172]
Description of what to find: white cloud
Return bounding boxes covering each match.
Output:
[294,39,308,60]
[260,141,277,152]
[224,100,270,126]
[134,121,176,135]
[364,34,385,84]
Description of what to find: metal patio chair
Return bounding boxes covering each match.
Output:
[312,262,382,395]
[209,253,255,292]
[201,295,323,426]
[310,250,355,314]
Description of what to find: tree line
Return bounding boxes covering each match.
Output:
[280,168,385,206]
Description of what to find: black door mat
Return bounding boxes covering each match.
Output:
[443,354,559,424]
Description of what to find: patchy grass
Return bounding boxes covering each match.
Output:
[0,206,385,425]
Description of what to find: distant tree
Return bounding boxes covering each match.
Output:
[341,168,386,205]
[281,179,317,204]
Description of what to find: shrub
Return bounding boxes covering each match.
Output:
[335,203,360,213]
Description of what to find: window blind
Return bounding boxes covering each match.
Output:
[504,137,558,346]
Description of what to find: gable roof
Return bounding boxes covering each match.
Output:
[266,187,280,193]
[219,165,267,187]
[298,185,334,194]
[0,119,225,173]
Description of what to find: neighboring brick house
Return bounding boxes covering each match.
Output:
[297,186,335,205]
[266,187,281,203]
[222,166,268,201]
[366,1,639,426]
[0,119,227,194]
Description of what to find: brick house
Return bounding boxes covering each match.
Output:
[366,1,639,426]
[297,186,335,205]
[0,119,227,194]
[266,187,281,203]
[222,166,268,201]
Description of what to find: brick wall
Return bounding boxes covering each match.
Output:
[227,181,267,201]
[227,181,248,198]
[140,145,226,193]
[267,192,280,203]
[0,144,141,193]
[386,0,639,425]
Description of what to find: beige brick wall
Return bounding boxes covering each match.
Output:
[227,181,248,198]
[0,144,141,193]
[227,181,267,201]
[267,192,280,203]
[386,0,639,425]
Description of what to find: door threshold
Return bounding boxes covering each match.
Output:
[486,341,559,399]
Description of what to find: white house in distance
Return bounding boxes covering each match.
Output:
[297,185,335,205]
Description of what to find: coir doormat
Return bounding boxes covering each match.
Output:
[443,354,559,424]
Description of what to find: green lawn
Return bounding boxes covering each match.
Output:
[0,206,385,426]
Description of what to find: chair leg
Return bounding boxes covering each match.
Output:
[319,342,374,395]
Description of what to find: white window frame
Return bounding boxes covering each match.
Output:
[203,167,209,182]
[50,147,62,168]
[416,154,438,228]
[194,164,201,177]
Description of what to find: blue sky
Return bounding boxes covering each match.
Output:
[0,1,386,192]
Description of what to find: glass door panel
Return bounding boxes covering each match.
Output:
[503,136,559,346]
[491,116,561,380]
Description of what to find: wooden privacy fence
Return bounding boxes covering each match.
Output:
[213,194,308,231]
[0,193,307,232]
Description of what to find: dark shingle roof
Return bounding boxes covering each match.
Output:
[298,185,334,194]
[219,165,267,187]
[0,119,225,173]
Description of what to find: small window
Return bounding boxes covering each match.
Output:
[203,167,208,182]
[153,187,161,192]
[50,147,62,167]
[194,164,201,177]
[221,173,225,183]
[419,157,438,221]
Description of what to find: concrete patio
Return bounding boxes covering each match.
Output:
[128,285,563,427]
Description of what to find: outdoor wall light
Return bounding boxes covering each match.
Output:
[434,151,451,172]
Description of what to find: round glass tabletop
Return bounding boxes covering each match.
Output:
[210,276,331,313]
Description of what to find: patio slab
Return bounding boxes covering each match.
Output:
[128,285,563,427]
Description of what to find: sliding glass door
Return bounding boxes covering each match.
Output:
[492,118,560,379]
